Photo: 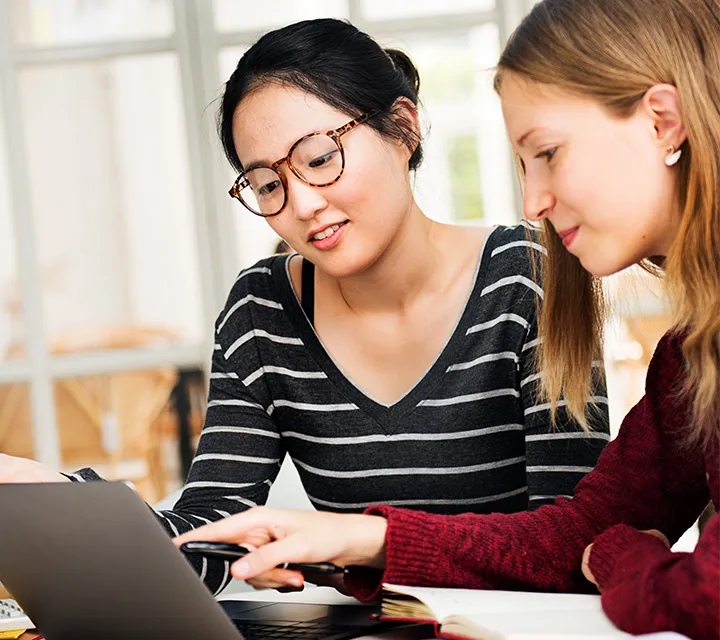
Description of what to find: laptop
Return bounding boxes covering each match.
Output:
[0,482,402,640]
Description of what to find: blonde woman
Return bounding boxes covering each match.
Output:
[176,0,720,637]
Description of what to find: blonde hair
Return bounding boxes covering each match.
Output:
[494,0,720,443]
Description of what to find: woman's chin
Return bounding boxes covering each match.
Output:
[315,252,376,280]
[578,254,635,278]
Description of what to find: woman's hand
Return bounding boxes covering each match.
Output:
[0,454,69,483]
[248,571,351,594]
[582,528,670,587]
[174,506,387,590]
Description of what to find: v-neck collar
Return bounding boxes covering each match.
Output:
[273,228,497,431]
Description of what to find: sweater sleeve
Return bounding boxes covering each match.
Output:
[69,263,287,595]
[518,312,610,508]
[65,344,282,597]
[153,318,284,594]
[588,516,719,640]
[346,334,711,609]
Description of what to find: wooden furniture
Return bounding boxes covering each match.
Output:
[0,326,190,503]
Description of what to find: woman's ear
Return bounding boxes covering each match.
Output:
[388,97,421,160]
[642,83,687,153]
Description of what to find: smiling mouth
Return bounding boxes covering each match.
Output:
[556,226,580,248]
[557,226,579,240]
[310,221,348,242]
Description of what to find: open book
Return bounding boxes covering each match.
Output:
[379,584,632,640]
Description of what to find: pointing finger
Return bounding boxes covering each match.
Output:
[174,507,277,547]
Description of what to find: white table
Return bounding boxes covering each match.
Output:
[218,586,690,640]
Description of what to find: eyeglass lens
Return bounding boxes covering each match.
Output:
[238,133,343,216]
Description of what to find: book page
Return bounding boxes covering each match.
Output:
[382,584,603,624]
[442,609,631,640]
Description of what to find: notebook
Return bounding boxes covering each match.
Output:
[378,583,632,639]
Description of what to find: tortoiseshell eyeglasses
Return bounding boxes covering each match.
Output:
[229,114,371,217]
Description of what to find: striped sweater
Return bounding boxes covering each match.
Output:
[73,224,609,593]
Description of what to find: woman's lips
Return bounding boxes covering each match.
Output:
[310,221,348,250]
[558,226,580,248]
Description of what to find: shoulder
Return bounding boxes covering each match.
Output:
[643,330,705,442]
[228,255,286,301]
[466,223,546,328]
[215,255,289,335]
[647,330,686,390]
[485,222,545,263]
[478,222,546,284]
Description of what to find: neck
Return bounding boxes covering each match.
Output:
[654,187,684,257]
[334,202,447,314]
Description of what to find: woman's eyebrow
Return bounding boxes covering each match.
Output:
[516,127,540,148]
[239,122,343,172]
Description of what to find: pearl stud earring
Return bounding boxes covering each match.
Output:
[665,145,682,166]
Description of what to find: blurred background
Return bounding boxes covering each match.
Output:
[0,0,672,510]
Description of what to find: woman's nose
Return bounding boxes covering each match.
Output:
[522,171,555,221]
[285,173,329,221]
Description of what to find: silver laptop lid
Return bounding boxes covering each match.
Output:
[0,482,242,640]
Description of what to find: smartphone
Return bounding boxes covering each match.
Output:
[180,541,345,575]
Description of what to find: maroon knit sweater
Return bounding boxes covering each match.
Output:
[346,333,720,640]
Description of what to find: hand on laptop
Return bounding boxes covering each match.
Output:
[253,572,349,594]
[241,546,350,594]
[0,454,70,484]
[174,507,387,590]
[300,572,352,595]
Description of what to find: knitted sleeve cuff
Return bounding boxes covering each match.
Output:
[344,505,445,602]
[589,524,669,588]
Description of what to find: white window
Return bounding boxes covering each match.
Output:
[0,0,531,476]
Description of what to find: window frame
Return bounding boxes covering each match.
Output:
[0,0,531,469]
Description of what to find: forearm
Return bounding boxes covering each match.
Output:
[158,439,281,593]
[346,499,600,602]
[347,392,707,601]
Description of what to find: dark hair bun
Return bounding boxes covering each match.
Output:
[219,18,424,173]
[385,48,420,97]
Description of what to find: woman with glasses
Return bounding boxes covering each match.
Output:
[174,2,719,636]
[0,18,608,594]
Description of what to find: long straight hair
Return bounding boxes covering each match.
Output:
[495,0,720,443]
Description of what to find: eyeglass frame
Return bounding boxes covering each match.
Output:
[228,112,372,217]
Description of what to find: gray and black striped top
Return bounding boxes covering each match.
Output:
[73,223,609,593]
